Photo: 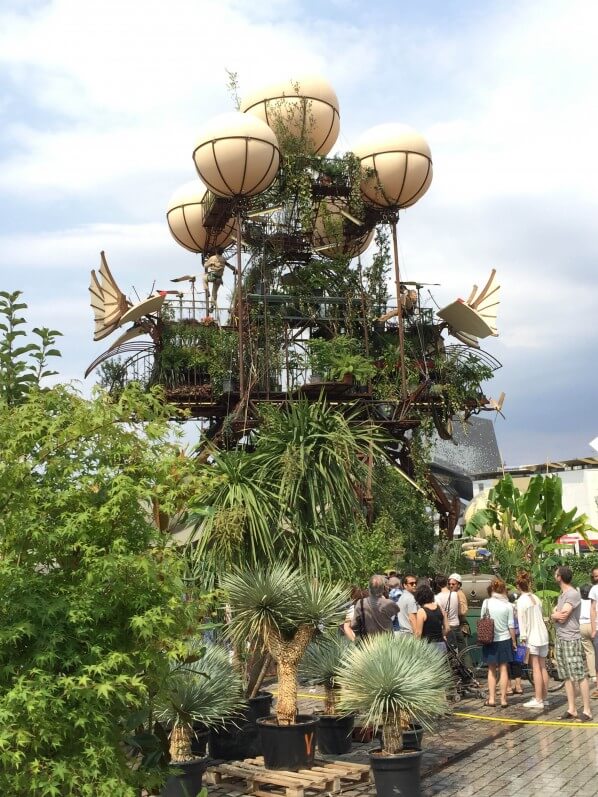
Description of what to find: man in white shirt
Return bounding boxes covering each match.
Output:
[589,566,598,697]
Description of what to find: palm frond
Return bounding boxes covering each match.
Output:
[155,644,245,731]
[299,634,352,688]
[337,634,452,733]
[221,565,349,647]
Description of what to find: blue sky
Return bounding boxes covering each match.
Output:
[0,0,597,466]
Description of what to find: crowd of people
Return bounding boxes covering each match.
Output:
[342,565,598,722]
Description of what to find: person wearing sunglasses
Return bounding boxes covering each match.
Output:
[397,575,419,634]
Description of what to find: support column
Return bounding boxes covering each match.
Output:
[390,219,407,398]
[236,212,245,396]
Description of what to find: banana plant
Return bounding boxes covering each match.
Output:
[465,474,596,588]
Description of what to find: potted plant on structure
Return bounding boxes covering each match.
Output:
[337,634,452,797]
[299,635,354,755]
[155,644,246,797]
[221,564,349,771]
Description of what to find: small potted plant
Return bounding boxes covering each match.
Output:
[337,633,452,797]
[221,564,348,771]
[155,644,246,797]
[299,635,355,755]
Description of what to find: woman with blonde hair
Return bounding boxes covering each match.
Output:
[481,577,516,708]
[516,572,550,709]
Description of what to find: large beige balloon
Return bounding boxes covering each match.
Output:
[311,198,374,258]
[241,75,340,156]
[352,123,433,209]
[193,112,280,198]
[166,180,235,253]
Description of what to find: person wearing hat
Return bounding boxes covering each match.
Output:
[448,573,473,669]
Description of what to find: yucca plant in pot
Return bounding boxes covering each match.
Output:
[221,564,349,771]
[155,644,246,797]
[337,634,452,797]
[299,635,355,755]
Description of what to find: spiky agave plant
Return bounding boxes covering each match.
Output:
[299,634,352,715]
[222,564,349,725]
[336,634,452,754]
[155,644,246,762]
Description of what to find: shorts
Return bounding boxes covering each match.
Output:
[555,638,586,681]
[528,643,548,657]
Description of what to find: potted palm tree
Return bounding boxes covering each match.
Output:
[155,644,246,797]
[221,564,349,771]
[336,634,452,797]
[299,635,355,755]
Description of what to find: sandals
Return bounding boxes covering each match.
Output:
[560,711,580,721]
[580,712,593,722]
[513,689,524,695]
[483,700,496,708]
[500,702,509,709]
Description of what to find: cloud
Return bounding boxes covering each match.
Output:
[0,0,597,465]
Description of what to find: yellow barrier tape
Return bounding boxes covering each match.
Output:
[454,711,598,728]
[287,691,598,729]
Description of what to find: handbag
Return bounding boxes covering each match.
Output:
[514,643,527,664]
[477,601,495,645]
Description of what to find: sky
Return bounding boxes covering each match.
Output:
[0,0,597,467]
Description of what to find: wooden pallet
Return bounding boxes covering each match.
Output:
[205,756,371,797]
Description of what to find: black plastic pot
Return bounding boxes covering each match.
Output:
[402,723,424,751]
[160,757,208,797]
[370,749,423,797]
[247,690,274,722]
[316,713,355,755]
[257,715,319,771]
[209,691,274,760]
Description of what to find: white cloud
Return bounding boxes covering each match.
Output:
[1,0,597,463]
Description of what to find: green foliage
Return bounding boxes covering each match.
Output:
[306,336,375,383]
[190,397,385,576]
[299,635,352,692]
[364,227,391,317]
[428,539,469,580]
[0,290,62,406]
[337,633,452,752]
[155,644,245,761]
[465,474,596,589]
[0,382,210,796]
[158,321,238,394]
[341,514,403,587]
[371,461,435,575]
[432,351,494,417]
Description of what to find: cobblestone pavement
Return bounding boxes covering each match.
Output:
[207,681,598,797]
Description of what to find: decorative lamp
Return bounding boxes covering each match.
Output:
[352,124,433,209]
[166,180,235,252]
[192,112,280,198]
[241,75,340,156]
[311,198,374,258]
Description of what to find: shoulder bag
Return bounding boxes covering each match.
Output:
[477,600,495,645]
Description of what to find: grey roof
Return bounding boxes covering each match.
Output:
[431,416,502,477]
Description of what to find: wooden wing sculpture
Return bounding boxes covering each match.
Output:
[437,269,500,348]
[88,251,131,341]
[88,251,166,342]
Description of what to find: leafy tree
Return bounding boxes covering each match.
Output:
[189,397,385,575]
[371,461,435,576]
[0,382,210,797]
[0,290,62,405]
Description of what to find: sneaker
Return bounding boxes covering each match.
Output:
[523,698,544,709]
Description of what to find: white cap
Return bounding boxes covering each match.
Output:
[449,573,462,584]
